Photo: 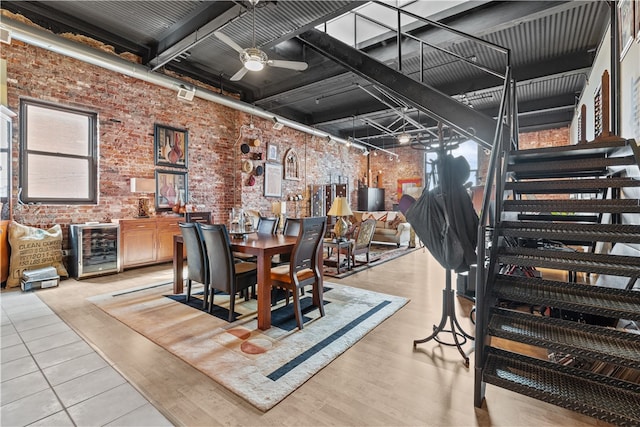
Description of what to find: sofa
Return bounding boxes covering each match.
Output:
[352,211,412,247]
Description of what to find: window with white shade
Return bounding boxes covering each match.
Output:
[20,100,97,204]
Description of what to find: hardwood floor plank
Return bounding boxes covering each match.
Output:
[7,251,612,426]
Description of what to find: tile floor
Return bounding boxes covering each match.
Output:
[1,290,173,426]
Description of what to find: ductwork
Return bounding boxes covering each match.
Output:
[1,16,373,152]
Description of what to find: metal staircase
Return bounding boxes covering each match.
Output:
[474,137,640,426]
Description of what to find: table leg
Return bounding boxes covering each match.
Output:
[256,254,272,330]
[173,237,184,294]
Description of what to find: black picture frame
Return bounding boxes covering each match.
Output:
[154,123,188,168]
[155,170,188,211]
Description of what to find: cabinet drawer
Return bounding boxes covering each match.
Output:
[119,219,156,231]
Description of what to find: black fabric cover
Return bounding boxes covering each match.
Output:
[404,155,479,272]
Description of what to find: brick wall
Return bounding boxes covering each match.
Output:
[477,127,570,185]
[369,145,424,210]
[1,39,378,245]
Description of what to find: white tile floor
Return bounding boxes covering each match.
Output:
[1,290,173,426]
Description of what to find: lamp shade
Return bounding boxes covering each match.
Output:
[271,201,286,215]
[327,197,353,217]
[130,178,155,193]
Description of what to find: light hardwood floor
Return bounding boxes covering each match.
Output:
[10,248,612,426]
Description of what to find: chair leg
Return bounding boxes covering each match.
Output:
[312,282,325,318]
[186,279,192,302]
[202,283,209,310]
[228,292,236,322]
[291,286,303,330]
[208,291,215,314]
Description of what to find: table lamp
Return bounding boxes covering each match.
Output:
[327,196,353,241]
[130,178,156,218]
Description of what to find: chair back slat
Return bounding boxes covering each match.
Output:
[179,222,207,284]
[199,223,235,294]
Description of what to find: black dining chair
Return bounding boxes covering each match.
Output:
[199,223,257,321]
[256,216,279,234]
[269,216,327,329]
[178,222,209,309]
[272,217,302,267]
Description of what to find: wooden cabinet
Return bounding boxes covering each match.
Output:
[358,187,385,211]
[116,216,182,270]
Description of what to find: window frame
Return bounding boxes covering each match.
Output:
[19,99,98,204]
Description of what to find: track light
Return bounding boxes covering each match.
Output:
[397,132,410,144]
[362,149,369,156]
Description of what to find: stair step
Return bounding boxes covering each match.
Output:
[505,177,640,194]
[516,214,600,222]
[508,156,636,179]
[500,222,640,244]
[503,199,640,214]
[498,246,640,278]
[492,274,640,321]
[484,348,640,426]
[488,308,640,369]
[508,139,630,163]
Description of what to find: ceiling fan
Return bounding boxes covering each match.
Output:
[214,0,308,81]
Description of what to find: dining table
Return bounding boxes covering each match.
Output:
[173,232,315,330]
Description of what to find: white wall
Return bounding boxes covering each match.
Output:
[570,25,640,143]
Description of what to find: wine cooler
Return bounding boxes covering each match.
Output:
[68,223,120,279]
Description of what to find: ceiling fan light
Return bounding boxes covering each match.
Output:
[244,57,264,71]
[241,48,267,71]
[398,132,411,144]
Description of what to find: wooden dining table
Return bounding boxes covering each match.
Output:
[173,232,311,330]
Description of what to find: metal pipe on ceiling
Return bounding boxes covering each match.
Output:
[1,16,366,152]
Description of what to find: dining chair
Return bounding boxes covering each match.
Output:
[178,222,209,309]
[269,216,327,329]
[272,217,302,267]
[256,216,279,234]
[199,223,257,321]
[342,218,376,266]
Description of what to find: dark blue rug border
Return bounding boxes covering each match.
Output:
[267,300,392,381]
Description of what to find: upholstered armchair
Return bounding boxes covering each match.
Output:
[343,218,376,266]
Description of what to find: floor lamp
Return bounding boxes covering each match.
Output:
[327,196,353,241]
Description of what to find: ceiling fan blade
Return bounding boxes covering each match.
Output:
[214,31,244,54]
[230,67,249,81]
[267,60,308,71]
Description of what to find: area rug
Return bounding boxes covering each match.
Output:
[88,281,407,411]
[323,243,419,279]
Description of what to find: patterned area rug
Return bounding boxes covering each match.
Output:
[88,282,407,411]
[323,243,420,279]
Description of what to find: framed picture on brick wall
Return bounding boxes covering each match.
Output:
[154,124,188,168]
[155,170,188,211]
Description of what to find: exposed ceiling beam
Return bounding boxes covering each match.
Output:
[2,0,151,61]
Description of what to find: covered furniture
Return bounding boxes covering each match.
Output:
[269,216,327,329]
[199,223,258,321]
[353,211,412,247]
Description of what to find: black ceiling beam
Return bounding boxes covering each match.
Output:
[154,2,239,54]
[148,2,245,70]
[298,28,502,149]
[164,61,248,100]
[2,1,151,62]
